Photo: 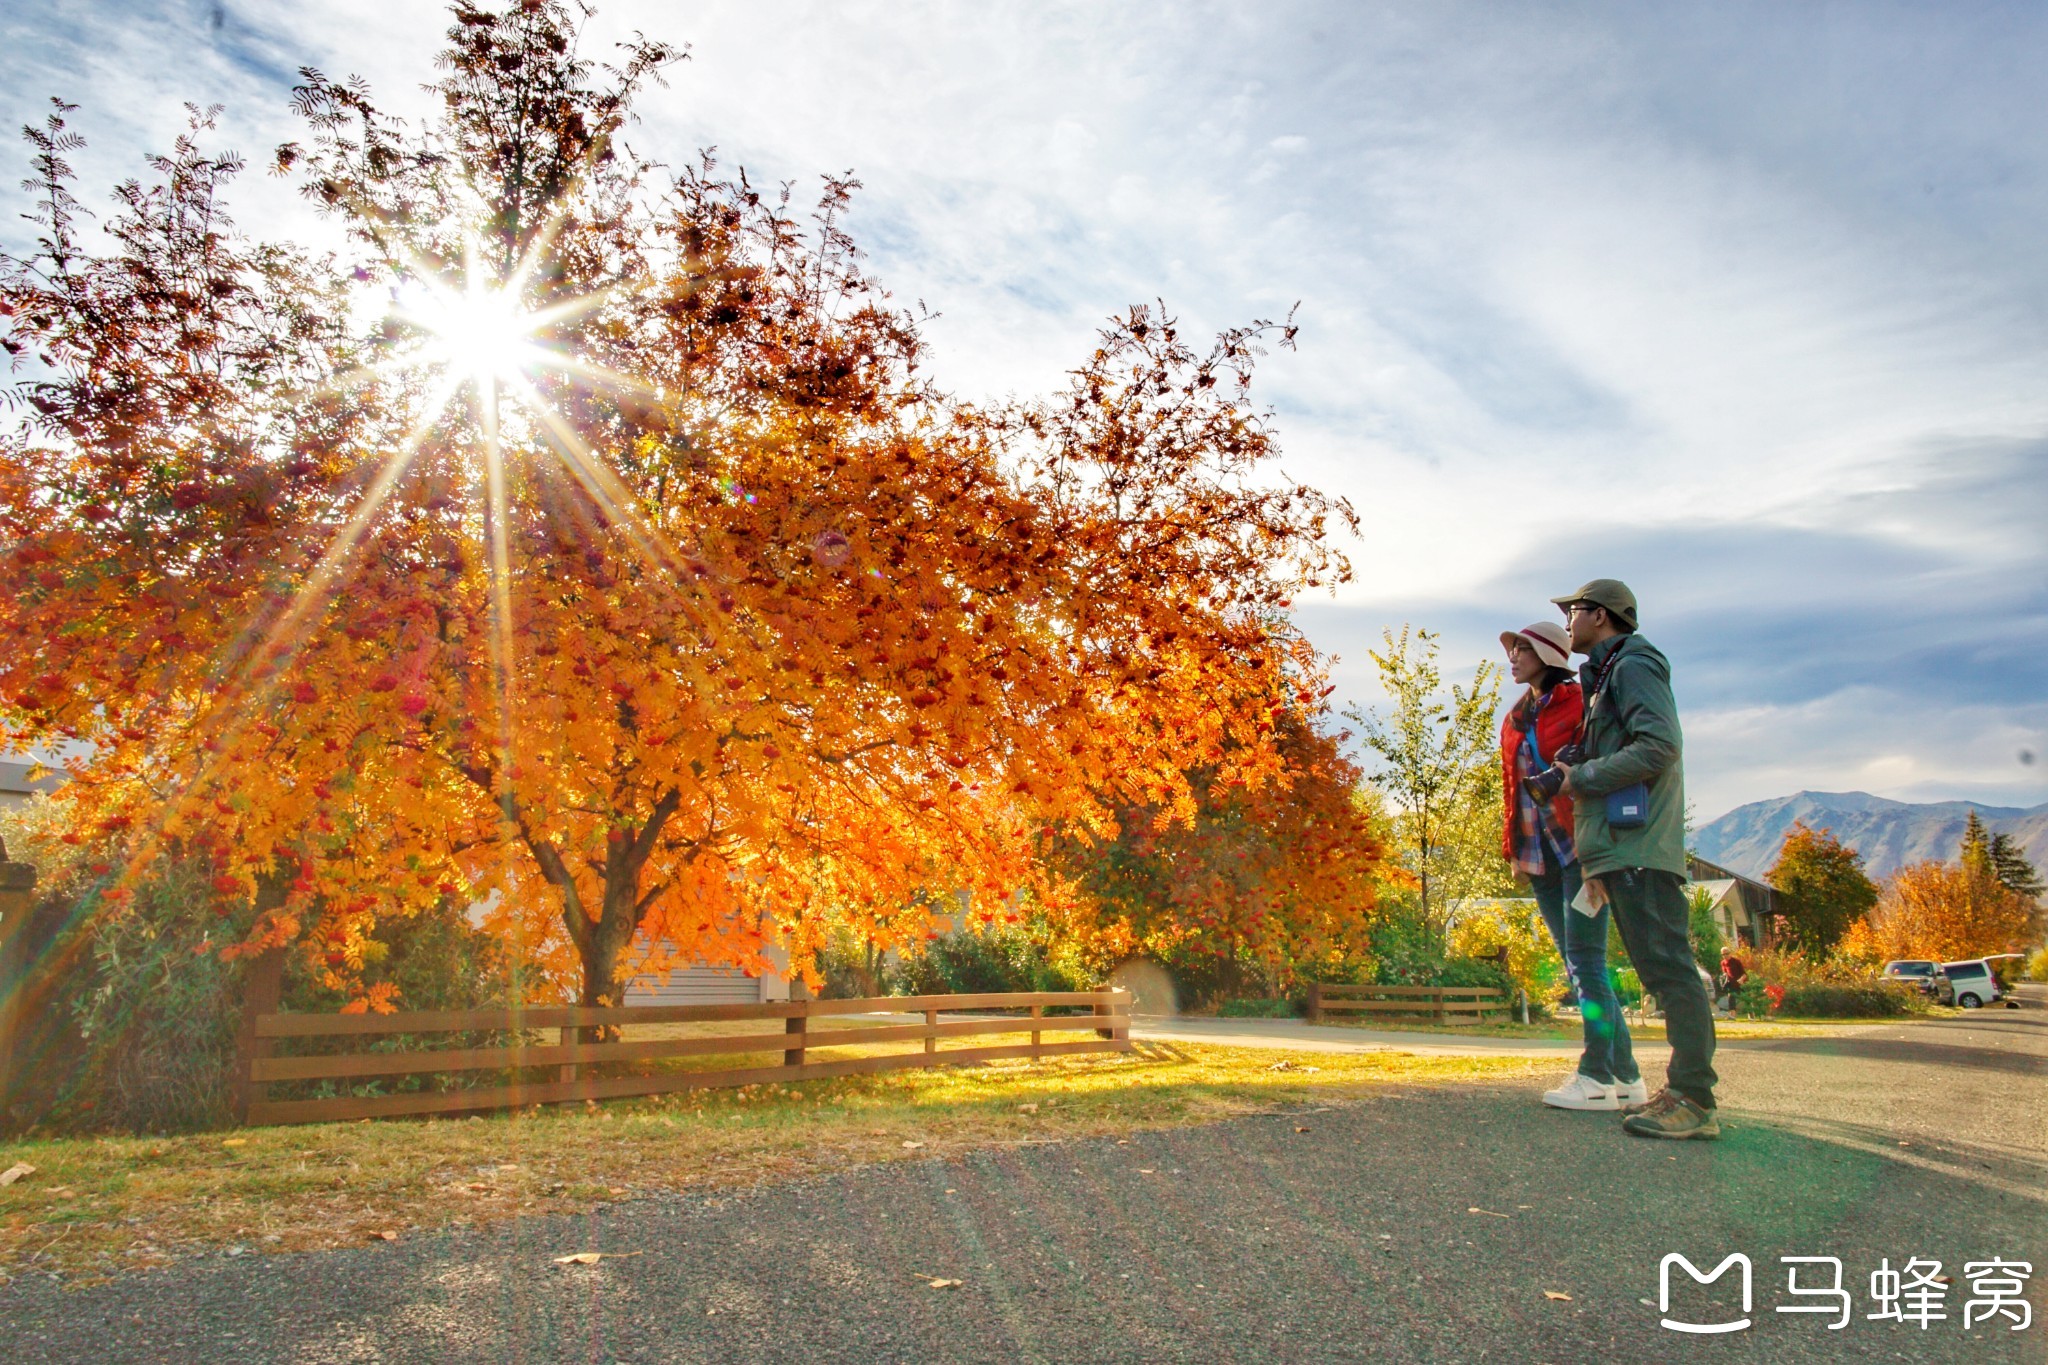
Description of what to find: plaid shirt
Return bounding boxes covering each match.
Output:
[1510,692,1577,876]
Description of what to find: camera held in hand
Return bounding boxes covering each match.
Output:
[1551,741,1586,767]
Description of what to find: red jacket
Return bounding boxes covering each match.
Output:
[1500,680,1583,861]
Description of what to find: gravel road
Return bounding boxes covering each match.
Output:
[6,990,2043,1363]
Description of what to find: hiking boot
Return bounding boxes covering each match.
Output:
[1614,1077,1650,1109]
[1621,1088,1720,1140]
[1542,1073,1620,1111]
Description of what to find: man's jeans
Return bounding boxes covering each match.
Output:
[1604,866,1718,1108]
[1531,856,1639,1087]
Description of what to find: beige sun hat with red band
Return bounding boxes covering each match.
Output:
[1500,620,1571,669]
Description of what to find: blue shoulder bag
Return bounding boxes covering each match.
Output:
[1583,652,1650,830]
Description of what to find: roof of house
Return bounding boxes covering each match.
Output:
[0,761,64,797]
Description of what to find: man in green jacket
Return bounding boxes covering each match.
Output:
[1549,579,1719,1139]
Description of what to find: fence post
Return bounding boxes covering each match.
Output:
[1433,987,1445,1025]
[1307,982,1323,1024]
[784,977,810,1069]
[229,947,286,1127]
[1030,1002,1043,1059]
[924,1008,939,1058]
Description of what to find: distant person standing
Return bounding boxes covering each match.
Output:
[1548,579,1720,1140]
[1717,950,1747,1013]
[1498,620,1644,1111]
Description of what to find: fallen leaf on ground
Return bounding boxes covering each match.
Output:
[1468,1207,1510,1219]
[0,1162,35,1186]
[371,1231,398,1242]
[1017,1103,1039,1114]
[1294,1126,1310,1134]
[915,1274,963,1289]
[1139,1168,1156,1174]
[901,1140,926,1150]
[221,1138,247,1148]
[1544,1291,1573,1302]
[553,1251,644,1265]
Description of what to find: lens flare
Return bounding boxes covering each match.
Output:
[393,261,547,393]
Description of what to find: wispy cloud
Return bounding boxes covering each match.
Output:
[5,0,2043,817]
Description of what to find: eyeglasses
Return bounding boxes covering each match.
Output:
[1565,602,1603,618]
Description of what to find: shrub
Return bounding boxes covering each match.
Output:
[1447,903,1567,1009]
[1613,966,1645,1006]
[1776,981,1925,1019]
[1,808,513,1133]
[1367,911,1510,994]
[893,924,1092,997]
[2026,945,2048,983]
[1217,996,1300,1019]
[815,929,897,999]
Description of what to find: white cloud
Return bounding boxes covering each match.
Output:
[6,0,2044,813]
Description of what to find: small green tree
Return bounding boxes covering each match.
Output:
[1961,811,1996,878]
[1688,885,1725,970]
[1768,821,1879,955]
[1345,627,1508,950]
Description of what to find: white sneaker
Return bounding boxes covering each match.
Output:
[1543,1073,1621,1111]
[1614,1077,1650,1109]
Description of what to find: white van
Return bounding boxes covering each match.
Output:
[1939,959,2002,1009]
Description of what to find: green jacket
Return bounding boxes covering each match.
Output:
[1565,633,1687,878]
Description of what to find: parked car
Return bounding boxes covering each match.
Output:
[1940,959,2002,1009]
[1983,953,2027,1008]
[1881,960,1949,1000]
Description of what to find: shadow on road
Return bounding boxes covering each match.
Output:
[1739,1034,2047,1079]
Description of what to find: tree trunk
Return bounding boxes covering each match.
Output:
[569,869,647,1044]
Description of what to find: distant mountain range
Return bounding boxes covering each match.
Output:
[1693,791,2048,881]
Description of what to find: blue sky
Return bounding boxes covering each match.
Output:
[5,1,2045,819]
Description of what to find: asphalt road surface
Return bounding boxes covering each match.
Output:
[6,990,2044,1363]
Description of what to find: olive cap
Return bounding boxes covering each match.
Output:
[1550,578,1638,629]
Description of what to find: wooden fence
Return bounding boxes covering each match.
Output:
[1305,982,1506,1024]
[233,980,1132,1127]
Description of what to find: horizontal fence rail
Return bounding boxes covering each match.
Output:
[235,987,1132,1127]
[1305,982,1506,1024]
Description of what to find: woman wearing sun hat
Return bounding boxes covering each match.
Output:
[1499,620,1644,1111]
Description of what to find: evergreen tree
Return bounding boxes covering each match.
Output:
[1988,832,2044,900]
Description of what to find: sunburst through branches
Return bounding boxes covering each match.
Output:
[0,1,1371,1028]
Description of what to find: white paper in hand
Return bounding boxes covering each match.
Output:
[1570,880,1601,918]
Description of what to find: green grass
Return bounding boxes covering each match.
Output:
[0,1042,1550,1287]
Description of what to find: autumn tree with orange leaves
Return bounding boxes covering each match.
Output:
[1050,717,1383,996]
[1838,860,2041,967]
[0,2,1367,1016]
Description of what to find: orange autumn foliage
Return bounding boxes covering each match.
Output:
[1049,716,1384,988]
[1838,861,2041,966]
[0,2,1364,1013]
